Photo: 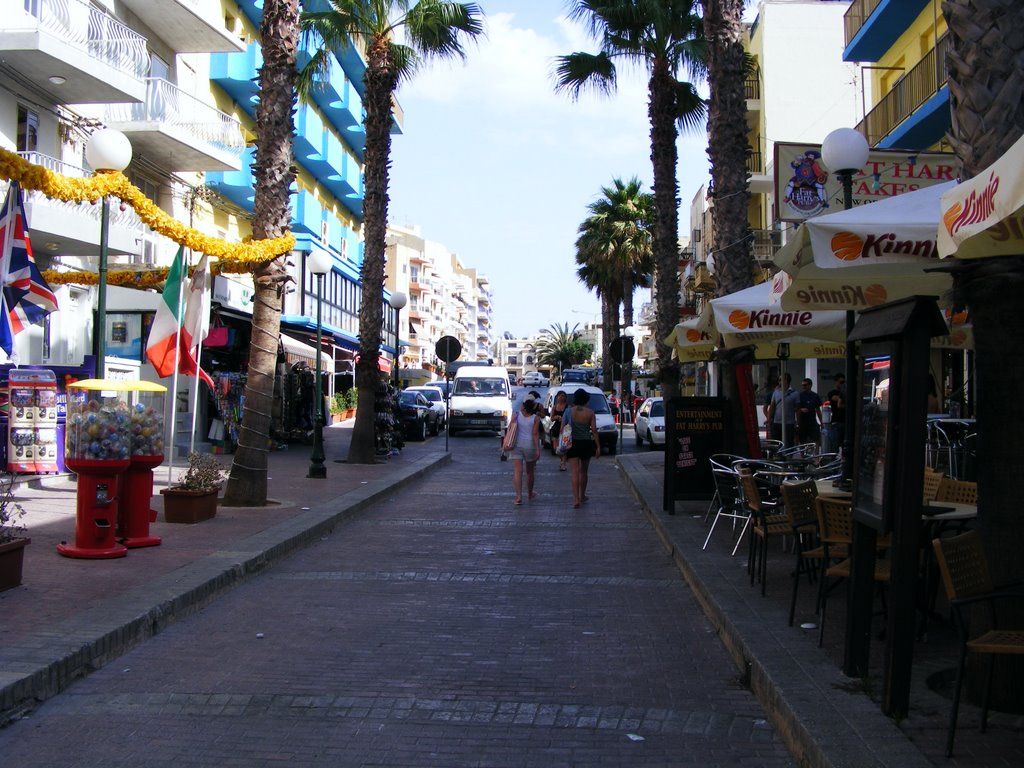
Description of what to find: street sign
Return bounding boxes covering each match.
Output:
[610,336,635,364]
[435,336,462,363]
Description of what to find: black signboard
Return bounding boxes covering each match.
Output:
[853,342,896,532]
[663,396,730,511]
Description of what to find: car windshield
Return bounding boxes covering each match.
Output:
[563,372,586,382]
[561,390,609,414]
[650,401,664,417]
[453,377,506,396]
[418,389,442,403]
[399,392,420,406]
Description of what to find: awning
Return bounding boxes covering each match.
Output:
[281,335,332,369]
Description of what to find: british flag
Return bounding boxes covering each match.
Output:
[0,182,58,357]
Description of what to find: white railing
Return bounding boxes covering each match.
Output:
[25,0,149,80]
[105,78,245,160]
[13,151,145,234]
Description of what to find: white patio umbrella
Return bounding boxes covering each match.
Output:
[771,182,955,311]
[711,282,848,351]
[938,131,1024,259]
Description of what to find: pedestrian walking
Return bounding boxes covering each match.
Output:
[766,373,799,449]
[565,388,600,508]
[509,395,541,505]
[549,390,569,471]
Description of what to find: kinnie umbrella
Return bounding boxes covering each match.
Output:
[772,182,954,311]
[711,282,847,351]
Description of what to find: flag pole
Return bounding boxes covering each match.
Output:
[189,333,205,455]
[165,249,187,485]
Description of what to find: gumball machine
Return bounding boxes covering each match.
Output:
[57,380,132,559]
[118,382,166,548]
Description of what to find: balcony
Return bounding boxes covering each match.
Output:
[856,34,951,149]
[844,0,930,62]
[752,229,781,264]
[2,0,147,104]
[104,78,245,172]
[118,0,244,53]
[16,152,143,258]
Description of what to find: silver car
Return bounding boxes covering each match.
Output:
[634,397,665,449]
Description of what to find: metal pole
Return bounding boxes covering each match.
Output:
[95,196,109,379]
[842,170,856,482]
[393,306,401,389]
[308,273,327,478]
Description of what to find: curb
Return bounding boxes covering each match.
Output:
[0,451,452,724]
[616,454,931,768]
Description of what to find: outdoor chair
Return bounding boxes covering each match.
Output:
[935,478,978,505]
[923,469,944,503]
[815,496,891,647]
[705,454,746,521]
[740,471,789,595]
[779,480,824,626]
[931,531,1024,757]
[704,467,750,555]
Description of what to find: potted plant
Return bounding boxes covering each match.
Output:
[330,388,357,422]
[0,471,29,591]
[160,452,225,524]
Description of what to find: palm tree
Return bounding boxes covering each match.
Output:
[535,322,587,377]
[574,177,654,393]
[555,1,707,401]
[699,0,756,455]
[222,0,300,506]
[297,0,484,464]
[944,0,1024,704]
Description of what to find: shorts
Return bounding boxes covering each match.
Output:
[509,446,539,462]
[566,439,596,460]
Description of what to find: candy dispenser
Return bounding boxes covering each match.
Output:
[6,368,59,473]
[119,382,166,547]
[57,380,132,559]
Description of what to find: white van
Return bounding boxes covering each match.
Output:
[449,365,513,434]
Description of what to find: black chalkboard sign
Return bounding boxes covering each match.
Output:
[663,396,730,511]
[854,341,897,532]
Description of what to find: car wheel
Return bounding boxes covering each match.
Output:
[607,442,617,456]
[413,419,427,441]
[430,417,439,436]
[647,430,655,451]
[635,430,643,447]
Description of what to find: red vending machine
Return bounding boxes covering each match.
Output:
[7,368,59,474]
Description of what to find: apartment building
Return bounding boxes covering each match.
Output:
[385,224,494,373]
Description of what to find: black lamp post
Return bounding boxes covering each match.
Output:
[307,250,332,479]
[821,127,869,479]
[85,129,133,380]
[388,291,407,389]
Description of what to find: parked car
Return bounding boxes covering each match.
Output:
[430,379,453,401]
[522,371,549,387]
[540,384,618,455]
[634,397,665,449]
[404,385,447,429]
[398,390,442,440]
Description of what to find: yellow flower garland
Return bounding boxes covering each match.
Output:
[0,147,295,269]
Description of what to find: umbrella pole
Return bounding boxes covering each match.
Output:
[843,309,855,481]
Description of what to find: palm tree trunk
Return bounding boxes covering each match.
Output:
[347,37,400,464]
[649,61,681,401]
[222,0,299,506]
[944,0,1024,707]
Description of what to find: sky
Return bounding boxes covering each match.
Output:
[388,1,712,340]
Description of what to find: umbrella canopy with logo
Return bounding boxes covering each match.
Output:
[938,131,1024,259]
[771,182,954,311]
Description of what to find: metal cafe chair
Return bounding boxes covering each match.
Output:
[739,471,788,595]
[705,454,746,522]
[779,480,824,626]
[704,467,750,555]
[931,531,1024,757]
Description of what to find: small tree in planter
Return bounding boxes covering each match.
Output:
[0,471,29,591]
[161,452,226,524]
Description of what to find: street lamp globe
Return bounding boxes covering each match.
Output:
[86,129,133,172]
[308,249,331,276]
[821,127,869,174]
[388,291,407,311]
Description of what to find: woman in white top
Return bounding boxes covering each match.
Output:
[510,396,541,505]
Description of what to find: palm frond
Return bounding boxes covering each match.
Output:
[552,52,617,99]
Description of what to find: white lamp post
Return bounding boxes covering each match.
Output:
[618,325,636,446]
[85,129,132,379]
[307,250,332,479]
[388,291,407,389]
[821,127,870,476]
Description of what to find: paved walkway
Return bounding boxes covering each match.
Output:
[0,423,1020,766]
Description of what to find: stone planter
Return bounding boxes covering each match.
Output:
[331,409,356,423]
[160,488,218,524]
[0,537,30,591]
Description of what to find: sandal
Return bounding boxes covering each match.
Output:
[559,464,567,471]
[514,498,522,506]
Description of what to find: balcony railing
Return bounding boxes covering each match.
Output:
[745,75,761,100]
[856,33,950,147]
[844,0,885,49]
[751,229,781,263]
[15,151,144,232]
[104,78,246,160]
[746,150,763,175]
[25,0,149,79]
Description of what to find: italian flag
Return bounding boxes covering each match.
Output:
[146,247,214,388]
